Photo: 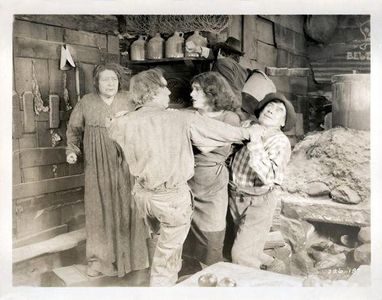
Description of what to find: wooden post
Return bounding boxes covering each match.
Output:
[13,91,23,138]
[22,91,36,133]
[49,95,60,128]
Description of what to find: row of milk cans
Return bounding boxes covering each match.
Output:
[130,31,207,60]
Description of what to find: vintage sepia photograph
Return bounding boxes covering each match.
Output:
[1,1,381,299]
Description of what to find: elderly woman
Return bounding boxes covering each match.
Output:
[184,71,241,266]
[66,63,150,277]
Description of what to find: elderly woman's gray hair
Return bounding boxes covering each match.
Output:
[93,63,130,93]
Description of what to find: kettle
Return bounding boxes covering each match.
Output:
[185,31,207,57]
[147,33,164,59]
[165,31,184,58]
[130,35,147,61]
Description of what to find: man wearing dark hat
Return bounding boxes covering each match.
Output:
[187,36,248,111]
[228,92,296,273]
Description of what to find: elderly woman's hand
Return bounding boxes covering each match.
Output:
[66,152,77,164]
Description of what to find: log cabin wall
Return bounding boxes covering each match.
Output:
[12,14,310,246]
[12,17,120,247]
[225,15,309,139]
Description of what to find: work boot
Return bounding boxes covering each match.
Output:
[87,266,102,277]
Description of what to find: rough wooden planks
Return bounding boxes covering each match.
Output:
[107,35,120,55]
[19,147,67,168]
[14,36,61,60]
[15,15,118,35]
[13,151,22,185]
[13,19,47,40]
[243,15,257,61]
[13,224,68,248]
[14,187,84,239]
[64,29,107,49]
[49,95,60,128]
[22,91,35,133]
[13,228,86,263]
[13,91,23,138]
[256,16,275,45]
[13,174,84,199]
[274,23,306,56]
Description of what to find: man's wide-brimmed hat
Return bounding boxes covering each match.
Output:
[214,37,244,55]
[254,92,297,132]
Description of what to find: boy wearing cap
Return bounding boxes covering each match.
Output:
[228,92,296,273]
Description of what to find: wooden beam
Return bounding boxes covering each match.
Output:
[243,15,257,61]
[13,151,22,185]
[257,41,277,67]
[274,24,306,56]
[19,147,66,167]
[14,58,33,95]
[265,67,311,77]
[14,37,61,60]
[22,91,36,133]
[15,187,84,214]
[13,228,86,264]
[13,224,68,248]
[36,120,51,147]
[66,44,101,65]
[13,174,84,199]
[36,111,70,122]
[107,35,120,55]
[15,15,119,35]
[64,29,107,49]
[13,91,23,138]
[13,19,48,40]
[48,59,64,99]
[227,15,243,41]
[49,95,60,128]
[255,17,275,46]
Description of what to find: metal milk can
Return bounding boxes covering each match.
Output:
[165,31,184,58]
[185,31,207,57]
[146,33,164,59]
[130,35,147,61]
